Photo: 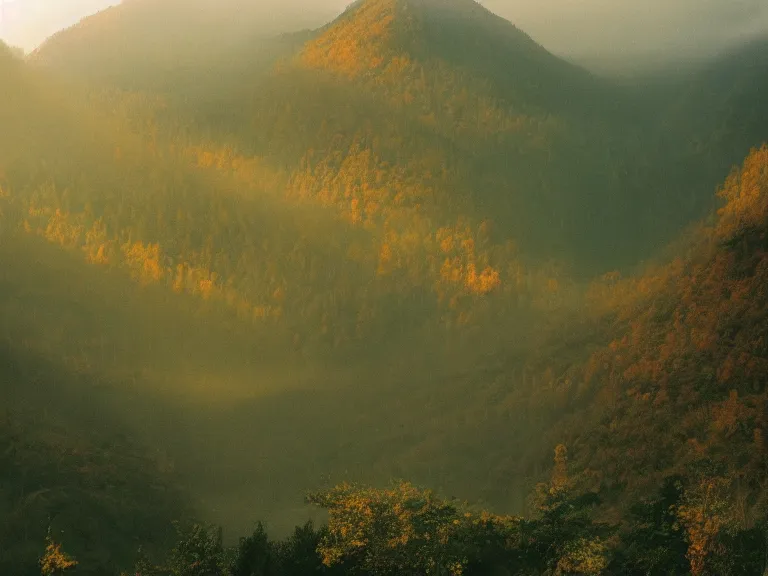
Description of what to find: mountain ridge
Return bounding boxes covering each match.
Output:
[301,0,596,113]
[28,0,338,90]
[3,2,768,574]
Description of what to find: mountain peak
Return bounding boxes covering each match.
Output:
[300,0,560,82]
[300,0,398,77]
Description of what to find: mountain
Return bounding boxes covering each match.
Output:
[0,343,188,576]
[302,0,598,108]
[0,39,104,178]
[0,235,194,576]
[4,143,766,576]
[4,2,768,574]
[8,0,604,360]
[29,0,657,270]
[191,0,672,270]
[661,37,768,191]
[492,144,768,521]
[29,0,338,91]
[28,0,764,271]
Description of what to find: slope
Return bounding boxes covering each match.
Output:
[659,37,768,207]
[206,1,768,272]
[9,2,768,563]
[29,0,337,92]
[29,0,665,272]
[212,0,759,273]
[0,235,196,576]
[463,145,768,534]
[0,343,189,576]
[244,0,645,268]
[7,36,558,360]
[303,0,598,111]
[0,51,541,540]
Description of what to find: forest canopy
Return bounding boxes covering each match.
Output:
[2,0,768,575]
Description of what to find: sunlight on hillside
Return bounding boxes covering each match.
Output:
[2,0,768,574]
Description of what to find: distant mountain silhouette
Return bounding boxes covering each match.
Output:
[2,3,768,574]
[30,0,338,90]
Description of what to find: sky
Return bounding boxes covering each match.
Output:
[1,0,768,66]
[0,0,120,50]
[485,0,768,68]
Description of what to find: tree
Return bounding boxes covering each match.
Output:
[307,481,522,576]
[231,523,276,576]
[610,476,690,575]
[523,445,610,576]
[166,523,229,576]
[272,521,335,576]
[39,527,78,576]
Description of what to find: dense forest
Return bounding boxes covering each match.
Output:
[2,0,768,573]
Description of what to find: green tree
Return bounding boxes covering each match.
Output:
[272,521,337,576]
[166,523,229,576]
[521,445,610,575]
[231,523,276,576]
[610,476,690,575]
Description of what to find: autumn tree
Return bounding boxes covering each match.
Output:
[308,481,523,575]
[523,445,610,576]
[39,528,78,576]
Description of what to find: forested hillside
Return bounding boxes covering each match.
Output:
[2,0,768,574]
[0,230,193,576]
[113,143,768,576]
[0,341,189,576]
[472,145,768,529]
[27,0,673,271]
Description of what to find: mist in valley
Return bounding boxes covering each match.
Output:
[2,1,768,575]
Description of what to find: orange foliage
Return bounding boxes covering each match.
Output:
[675,476,735,576]
[44,209,84,248]
[515,146,768,524]
[716,144,768,240]
[83,219,112,265]
[301,0,395,77]
[464,263,501,295]
[121,241,165,284]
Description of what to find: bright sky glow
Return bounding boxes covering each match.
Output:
[0,0,119,51]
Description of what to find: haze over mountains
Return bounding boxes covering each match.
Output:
[1,0,345,52]
[2,0,768,574]
[6,0,768,71]
[486,0,768,72]
[28,0,741,268]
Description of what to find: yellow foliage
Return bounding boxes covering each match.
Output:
[551,443,569,493]
[547,278,560,293]
[44,210,84,248]
[309,482,520,575]
[198,278,214,299]
[717,145,768,240]
[465,264,501,295]
[121,240,165,284]
[301,0,395,77]
[555,538,609,576]
[378,242,393,275]
[172,264,186,294]
[39,530,78,576]
[83,219,111,265]
[675,476,734,576]
[183,144,286,190]
[711,390,750,438]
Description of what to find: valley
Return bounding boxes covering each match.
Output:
[1,0,768,573]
